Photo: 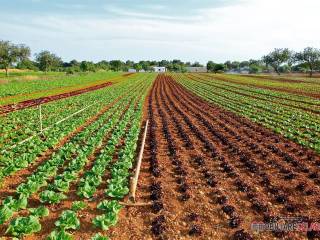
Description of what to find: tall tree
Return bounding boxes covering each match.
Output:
[16,59,38,71]
[0,40,30,76]
[262,48,291,75]
[294,47,320,77]
[207,61,216,72]
[191,61,203,67]
[159,60,169,67]
[139,61,151,71]
[125,60,134,69]
[133,63,143,72]
[224,61,232,70]
[80,61,96,72]
[35,50,62,73]
[231,61,240,70]
[96,60,109,71]
[239,61,249,68]
[70,59,80,67]
[109,60,123,71]
[213,63,226,73]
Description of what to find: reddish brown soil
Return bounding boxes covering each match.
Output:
[122,73,136,77]
[241,74,320,84]
[1,75,319,239]
[20,100,135,240]
[0,95,122,199]
[0,96,126,238]
[187,74,320,114]
[112,74,320,240]
[0,81,113,114]
[0,80,149,240]
[201,74,320,99]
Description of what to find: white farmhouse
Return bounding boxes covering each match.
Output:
[128,68,137,73]
[152,67,166,73]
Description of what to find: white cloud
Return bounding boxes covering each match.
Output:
[104,6,202,21]
[1,0,320,63]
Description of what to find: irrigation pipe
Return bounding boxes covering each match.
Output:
[1,102,97,153]
[128,120,149,203]
[120,201,152,207]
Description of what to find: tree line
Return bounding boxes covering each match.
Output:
[1,40,320,76]
[209,48,320,77]
[0,40,203,76]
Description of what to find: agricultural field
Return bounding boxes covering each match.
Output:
[202,73,320,98]
[0,73,319,240]
[0,72,122,105]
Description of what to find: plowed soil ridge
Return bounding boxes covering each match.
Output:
[112,74,320,240]
[0,81,113,114]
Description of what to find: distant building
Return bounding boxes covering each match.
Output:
[186,67,207,73]
[226,67,249,74]
[139,69,146,73]
[128,68,137,73]
[152,67,166,73]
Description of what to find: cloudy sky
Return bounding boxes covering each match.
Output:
[1,0,319,63]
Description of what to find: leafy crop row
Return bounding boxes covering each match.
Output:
[0,96,127,224]
[0,74,156,238]
[0,72,121,104]
[0,74,147,181]
[174,74,320,152]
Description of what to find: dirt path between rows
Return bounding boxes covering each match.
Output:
[241,74,320,84]
[112,74,320,240]
[201,74,320,99]
[0,81,114,114]
[191,74,320,108]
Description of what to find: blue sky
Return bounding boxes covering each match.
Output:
[1,0,320,63]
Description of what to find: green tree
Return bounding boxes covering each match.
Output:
[0,40,30,76]
[213,63,225,73]
[69,60,80,68]
[224,61,232,70]
[249,64,261,74]
[239,61,249,68]
[109,60,123,71]
[278,64,291,73]
[294,47,320,77]
[262,48,292,75]
[97,61,109,71]
[139,61,151,71]
[133,63,143,72]
[16,59,38,71]
[207,61,216,72]
[191,62,203,67]
[35,50,62,73]
[159,60,169,67]
[125,60,134,69]
[80,61,96,72]
[231,61,240,70]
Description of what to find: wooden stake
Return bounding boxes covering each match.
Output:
[128,120,149,203]
[120,201,152,207]
[39,104,43,134]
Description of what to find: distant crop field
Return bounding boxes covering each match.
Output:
[0,73,319,240]
[205,73,320,98]
[0,72,121,105]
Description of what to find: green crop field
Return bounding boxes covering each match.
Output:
[0,72,319,240]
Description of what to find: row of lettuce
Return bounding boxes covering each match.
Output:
[190,73,320,113]
[205,73,320,97]
[0,72,121,105]
[0,73,126,151]
[0,74,144,181]
[173,73,320,153]
[0,74,155,239]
